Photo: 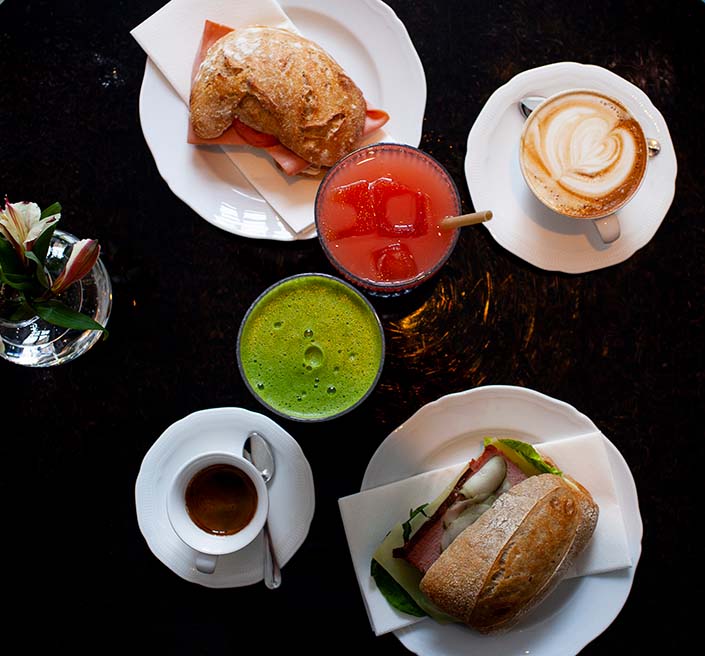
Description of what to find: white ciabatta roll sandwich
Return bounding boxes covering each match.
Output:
[371,438,599,634]
[188,21,389,176]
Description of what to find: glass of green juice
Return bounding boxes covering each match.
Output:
[237,273,385,422]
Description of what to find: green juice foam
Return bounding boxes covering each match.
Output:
[238,274,385,421]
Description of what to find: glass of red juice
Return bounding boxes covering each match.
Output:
[315,143,461,295]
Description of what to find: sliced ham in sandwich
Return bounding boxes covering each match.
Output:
[188,20,390,176]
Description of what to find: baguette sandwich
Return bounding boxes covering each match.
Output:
[188,21,389,176]
[372,438,599,634]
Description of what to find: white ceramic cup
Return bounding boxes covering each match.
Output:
[519,88,655,245]
[166,451,268,574]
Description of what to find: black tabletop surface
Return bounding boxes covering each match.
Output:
[2,0,702,651]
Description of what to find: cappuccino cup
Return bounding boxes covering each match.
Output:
[519,89,652,244]
[167,451,268,574]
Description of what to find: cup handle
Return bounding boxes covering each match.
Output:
[593,214,620,244]
[195,552,218,574]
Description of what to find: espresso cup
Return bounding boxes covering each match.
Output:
[167,451,268,574]
[519,88,653,244]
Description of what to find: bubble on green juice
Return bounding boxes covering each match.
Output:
[304,328,314,338]
[304,344,323,368]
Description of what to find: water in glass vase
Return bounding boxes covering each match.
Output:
[0,230,112,367]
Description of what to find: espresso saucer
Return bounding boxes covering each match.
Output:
[465,62,677,273]
[135,407,315,588]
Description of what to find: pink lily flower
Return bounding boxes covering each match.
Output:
[50,239,101,294]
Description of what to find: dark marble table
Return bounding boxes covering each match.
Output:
[1,0,702,651]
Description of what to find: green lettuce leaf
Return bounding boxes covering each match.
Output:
[370,559,427,618]
[401,503,429,542]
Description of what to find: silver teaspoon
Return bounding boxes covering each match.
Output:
[243,431,281,589]
[518,95,545,119]
[518,95,661,157]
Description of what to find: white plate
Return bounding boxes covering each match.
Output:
[135,407,315,588]
[361,385,642,656]
[138,0,426,242]
[465,62,677,273]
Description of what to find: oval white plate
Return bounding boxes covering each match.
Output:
[465,62,677,273]
[135,407,315,588]
[138,0,426,241]
[362,385,642,656]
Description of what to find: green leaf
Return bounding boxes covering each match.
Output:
[40,202,62,220]
[0,236,23,275]
[2,298,36,322]
[25,251,51,289]
[0,270,39,292]
[370,560,427,618]
[30,298,108,337]
[30,220,58,268]
[402,503,429,543]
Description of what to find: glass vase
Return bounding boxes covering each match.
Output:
[0,230,112,367]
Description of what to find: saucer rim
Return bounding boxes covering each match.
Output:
[464,61,677,274]
[135,406,315,588]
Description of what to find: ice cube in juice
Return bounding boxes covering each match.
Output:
[373,242,418,282]
[330,179,377,239]
[373,177,429,237]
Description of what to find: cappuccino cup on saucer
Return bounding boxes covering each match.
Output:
[166,451,268,574]
[519,89,652,244]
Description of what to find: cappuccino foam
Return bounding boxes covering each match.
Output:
[520,90,647,218]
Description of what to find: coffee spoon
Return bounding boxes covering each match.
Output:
[243,431,281,589]
[518,95,545,119]
[518,95,661,157]
[646,137,661,157]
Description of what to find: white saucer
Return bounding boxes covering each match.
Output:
[138,0,426,242]
[465,62,677,273]
[362,385,642,656]
[135,407,315,588]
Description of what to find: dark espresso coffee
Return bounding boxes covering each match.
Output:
[185,463,258,535]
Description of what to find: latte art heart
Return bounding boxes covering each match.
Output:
[544,110,636,197]
[520,91,648,219]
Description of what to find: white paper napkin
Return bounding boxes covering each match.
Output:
[338,432,632,636]
[131,0,393,235]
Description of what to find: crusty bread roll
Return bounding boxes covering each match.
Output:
[189,26,367,167]
[419,473,598,634]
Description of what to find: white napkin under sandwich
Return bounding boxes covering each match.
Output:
[131,0,393,236]
[338,432,633,637]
